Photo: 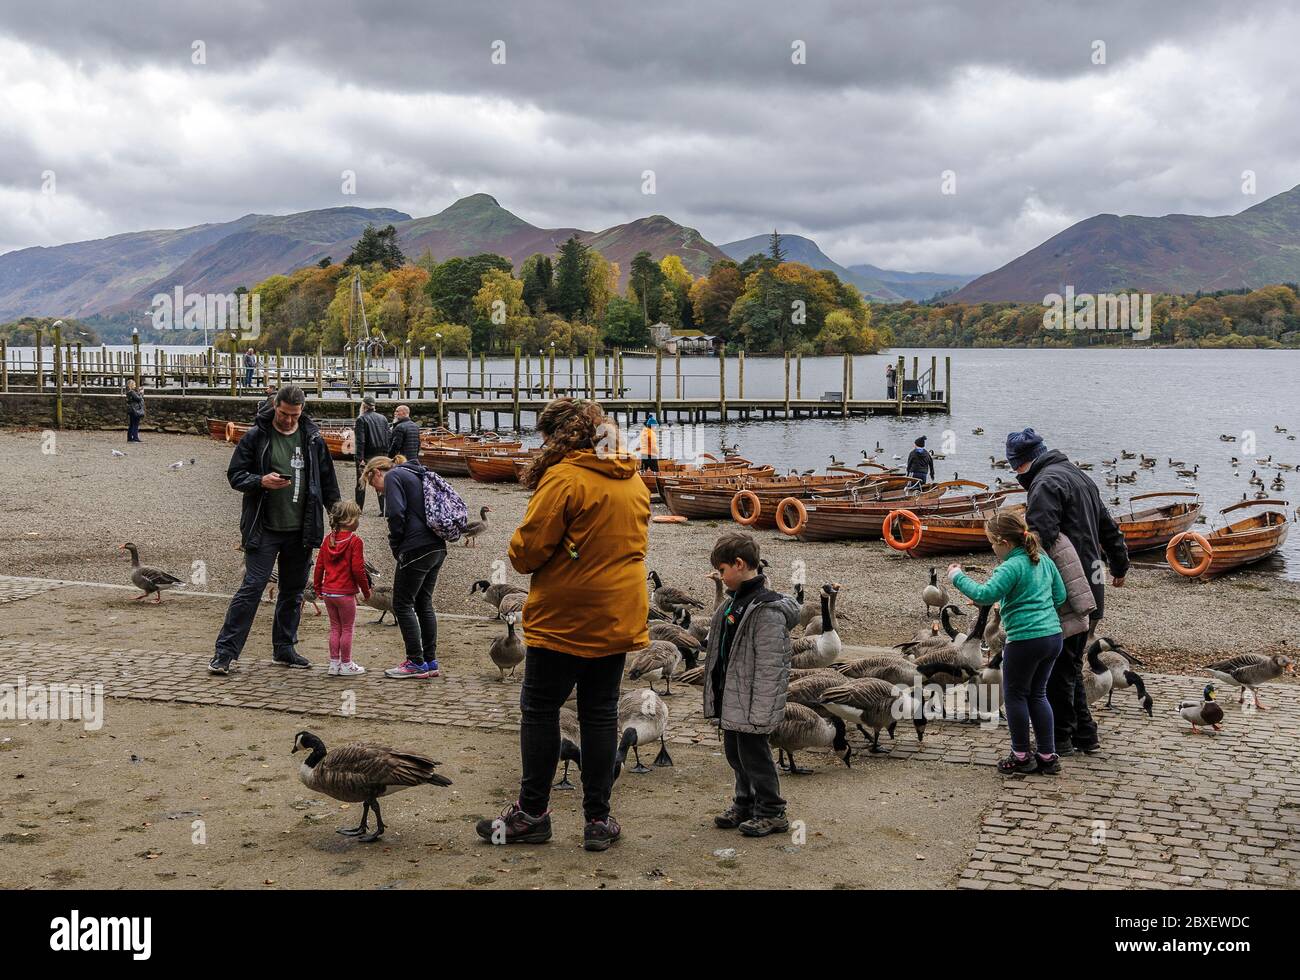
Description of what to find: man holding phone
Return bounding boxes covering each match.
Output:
[210,385,341,675]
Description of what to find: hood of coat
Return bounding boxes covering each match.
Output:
[561,449,640,481]
[718,586,800,633]
[1017,448,1069,489]
[320,528,356,557]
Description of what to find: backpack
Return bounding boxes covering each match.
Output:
[420,469,468,541]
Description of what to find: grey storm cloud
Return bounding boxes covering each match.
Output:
[1,0,1297,272]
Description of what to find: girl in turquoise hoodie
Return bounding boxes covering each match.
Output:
[948,510,1066,775]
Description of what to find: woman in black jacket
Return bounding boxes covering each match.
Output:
[125,380,144,442]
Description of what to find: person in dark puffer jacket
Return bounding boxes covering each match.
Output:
[1009,427,1130,756]
[387,405,422,461]
[353,395,391,513]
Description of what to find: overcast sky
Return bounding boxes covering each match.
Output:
[1,0,1296,274]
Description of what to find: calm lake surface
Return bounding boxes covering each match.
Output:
[9,345,1297,577]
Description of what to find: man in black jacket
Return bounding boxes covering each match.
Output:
[209,385,341,675]
[388,404,422,461]
[905,436,934,488]
[1010,427,1130,754]
[353,395,390,513]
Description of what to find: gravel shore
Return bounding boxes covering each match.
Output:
[1,427,1296,680]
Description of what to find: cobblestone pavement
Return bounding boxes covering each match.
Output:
[0,578,64,604]
[2,626,1297,889]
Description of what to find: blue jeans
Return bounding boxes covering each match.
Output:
[214,528,311,661]
[243,367,254,387]
[1001,632,1063,755]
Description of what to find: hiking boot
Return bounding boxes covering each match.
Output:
[208,653,233,675]
[583,816,622,852]
[1034,753,1062,775]
[273,648,311,669]
[1055,743,1076,757]
[384,660,430,679]
[475,802,552,845]
[713,804,753,829]
[997,751,1039,775]
[1075,740,1102,755]
[739,814,790,838]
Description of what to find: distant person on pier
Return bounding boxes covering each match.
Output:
[388,404,422,461]
[639,415,660,472]
[208,384,341,675]
[885,362,896,399]
[124,379,144,443]
[905,435,934,488]
[242,348,256,388]
[353,395,390,514]
[1008,427,1130,756]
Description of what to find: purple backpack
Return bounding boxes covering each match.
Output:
[420,470,468,542]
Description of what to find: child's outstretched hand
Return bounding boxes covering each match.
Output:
[947,563,963,580]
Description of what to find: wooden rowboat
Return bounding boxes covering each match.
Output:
[467,450,541,483]
[421,441,523,477]
[209,417,355,459]
[882,491,1026,558]
[1166,499,1291,578]
[647,463,777,493]
[780,482,1005,542]
[662,474,906,526]
[1116,491,1203,552]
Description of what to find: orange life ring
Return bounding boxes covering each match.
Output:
[731,490,761,526]
[1167,531,1213,577]
[225,421,236,442]
[883,509,924,551]
[652,515,688,524]
[775,497,807,536]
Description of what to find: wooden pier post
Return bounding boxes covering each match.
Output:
[675,347,681,399]
[436,341,445,426]
[841,353,849,418]
[848,354,855,400]
[548,343,556,398]
[1,339,7,392]
[655,349,663,420]
[208,347,216,388]
[316,343,324,397]
[419,346,426,400]
[913,356,919,387]
[783,352,790,418]
[52,322,64,428]
[945,355,952,411]
[896,355,905,416]
[796,352,802,400]
[230,350,238,397]
[512,347,521,429]
[738,349,745,399]
[479,351,486,399]
[35,328,44,391]
[718,349,727,421]
[930,355,937,400]
[76,342,84,393]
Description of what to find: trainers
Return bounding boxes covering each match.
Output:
[336,661,365,676]
[714,804,753,829]
[273,649,311,669]
[384,660,430,679]
[422,659,440,678]
[1055,743,1076,757]
[208,654,232,675]
[739,814,790,838]
[584,815,622,852]
[1075,740,1102,755]
[997,751,1039,775]
[328,660,341,676]
[475,802,552,845]
[1034,753,1062,775]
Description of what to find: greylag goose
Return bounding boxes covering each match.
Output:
[120,543,183,603]
[461,506,492,547]
[1203,653,1294,710]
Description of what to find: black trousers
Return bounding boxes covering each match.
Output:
[518,647,625,822]
[723,728,785,818]
[392,547,445,663]
[127,414,141,441]
[215,528,311,660]
[640,456,659,472]
[1048,629,1099,748]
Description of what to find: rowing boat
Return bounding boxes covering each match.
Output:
[882,490,1026,557]
[467,450,541,483]
[778,481,1006,542]
[662,473,908,526]
[1166,498,1291,578]
[1116,491,1203,552]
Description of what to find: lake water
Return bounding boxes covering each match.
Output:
[7,344,1297,577]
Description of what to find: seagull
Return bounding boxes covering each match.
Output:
[168,460,185,470]
[111,450,126,458]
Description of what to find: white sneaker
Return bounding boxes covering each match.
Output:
[336,661,366,675]
[328,660,341,676]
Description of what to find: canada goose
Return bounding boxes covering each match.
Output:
[556,706,581,790]
[648,570,703,614]
[361,585,396,625]
[1120,449,1136,459]
[769,702,851,773]
[1274,425,1288,433]
[470,579,527,609]
[1085,637,1153,715]
[120,543,183,603]
[1271,475,1286,491]
[1256,456,1273,465]
[1139,455,1156,467]
[895,604,964,658]
[613,689,672,775]
[1116,471,1138,483]
[488,614,525,681]
[982,604,1006,658]
[1077,462,1094,471]
[628,640,684,696]
[791,590,842,668]
[819,678,925,754]
[1168,458,1185,468]
[829,454,845,467]
[1247,469,1264,487]
[921,567,948,615]
[1102,456,1118,466]
[650,617,702,664]
[677,665,707,686]
[1218,434,1235,442]
[496,591,527,620]
[972,427,984,435]
[1176,465,1199,479]
[677,608,709,646]
[912,604,991,716]
[460,506,492,547]
[801,583,841,637]
[1177,685,1225,734]
[990,456,1009,469]
[291,731,452,843]
[833,653,918,686]
[1203,653,1294,710]
[965,649,1003,722]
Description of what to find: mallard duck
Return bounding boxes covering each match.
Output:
[769,701,851,773]
[921,567,948,615]
[791,590,841,668]
[556,707,581,790]
[361,585,395,625]
[627,640,684,696]
[1177,685,1225,734]
[291,731,452,843]
[1203,653,1294,710]
[1085,637,1152,715]
[648,570,703,614]
[461,506,492,548]
[613,689,671,775]
[120,543,183,603]
[819,677,924,754]
[488,614,525,680]
[470,579,527,609]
